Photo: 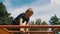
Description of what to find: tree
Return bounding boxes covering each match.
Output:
[49,14,59,25]
[57,18,60,25]
[49,15,60,34]
[0,2,13,25]
[41,21,47,25]
[35,18,42,25]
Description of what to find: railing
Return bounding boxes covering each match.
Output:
[0,25,60,34]
[0,25,60,28]
[0,19,60,34]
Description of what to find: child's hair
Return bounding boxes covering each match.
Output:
[25,8,33,14]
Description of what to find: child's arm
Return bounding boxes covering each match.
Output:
[26,22,29,31]
[19,18,23,31]
[20,18,22,25]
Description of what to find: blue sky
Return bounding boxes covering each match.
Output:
[1,0,50,7]
[0,0,60,24]
[10,0,37,7]
[9,0,50,7]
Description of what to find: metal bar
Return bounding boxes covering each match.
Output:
[0,25,60,28]
[8,31,53,33]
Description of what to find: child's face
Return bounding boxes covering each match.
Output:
[25,11,33,18]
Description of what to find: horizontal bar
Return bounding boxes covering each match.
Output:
[8,31,53,33]
[0,25,60,28]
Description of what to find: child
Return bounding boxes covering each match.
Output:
[11,8,33,33]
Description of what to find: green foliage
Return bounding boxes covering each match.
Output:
[49,14,59,25]
[41,21,47,25]
[0,2,13,25]
[49,14,60,34]
[35,18,42,25]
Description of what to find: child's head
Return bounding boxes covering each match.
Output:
[25,8,33,18]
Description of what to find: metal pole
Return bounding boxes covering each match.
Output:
[0,25,60,28]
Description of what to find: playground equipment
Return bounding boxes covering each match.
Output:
[0,19,60,34]
[0,28,9,34]
[0,25,60,34]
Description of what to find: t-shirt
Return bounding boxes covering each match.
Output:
[11,13,29,25]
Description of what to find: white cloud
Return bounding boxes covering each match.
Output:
[3,0,60,24]
[51,0,60,6]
